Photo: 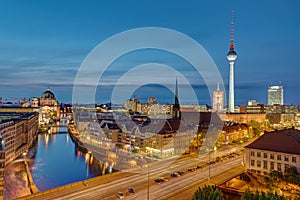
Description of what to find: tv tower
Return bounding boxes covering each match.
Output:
[227,10,238,113]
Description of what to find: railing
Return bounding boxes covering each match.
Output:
[216,171,245,186]
[19,171,123,199]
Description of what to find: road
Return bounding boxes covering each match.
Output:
[21,154,243,200]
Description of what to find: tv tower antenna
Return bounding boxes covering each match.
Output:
[230,10,235,51]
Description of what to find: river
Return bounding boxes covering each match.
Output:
[30,126,105,191]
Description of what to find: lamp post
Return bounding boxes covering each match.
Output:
[23,152,27,161]
[208,151,211,182]
[208,146,217,182]
[85,151,91,186]
[143,156,150,200]
[147,163,150,200]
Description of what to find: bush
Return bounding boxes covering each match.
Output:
[282,166,300,186]
[192,185,223,200]
[241,188,284,200]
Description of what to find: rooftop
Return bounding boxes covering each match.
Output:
[245,128,300,155]
[0,112,38,125]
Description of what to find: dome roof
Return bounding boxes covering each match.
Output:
[41,87,55,99]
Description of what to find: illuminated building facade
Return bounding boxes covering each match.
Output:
[268,85,284,105]
[245,128,300,175]
[0,112,38,197]
[212,84,224,112]
[39,87,59,124]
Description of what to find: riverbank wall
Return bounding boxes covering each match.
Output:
[67,124,88,153]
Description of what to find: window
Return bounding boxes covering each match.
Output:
[263,153,268,159]
[292,157,296,163]
[263,161,268,169]
[284,156,289,162]
[257,152,261,158]
[285,164,289,172]
[270,162,274,170]
[250,151,255,157]
[257,160,261,168]
[251,160,255,166]
[277,163,282,172]
[270,154,274,160]
[277,155,281,161]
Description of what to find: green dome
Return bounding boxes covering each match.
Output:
[41,87,55,99]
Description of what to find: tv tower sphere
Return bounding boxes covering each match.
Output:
[227,49,237,61]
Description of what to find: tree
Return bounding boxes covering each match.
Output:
[241,189,284,200]
[241,188,253,200]
[248,120,262,137]
[283,166,300,185]
[192,185,223,200]
[269,170,283,184]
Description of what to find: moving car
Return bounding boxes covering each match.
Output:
[128,188,135,195]
[116,192,124,199]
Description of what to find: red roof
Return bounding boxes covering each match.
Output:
[245,128,300,155]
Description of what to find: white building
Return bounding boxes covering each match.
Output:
[212,84,224,112]
[268,85,284,105]
[245,128,300,175]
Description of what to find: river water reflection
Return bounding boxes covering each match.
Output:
[30,127,102,191]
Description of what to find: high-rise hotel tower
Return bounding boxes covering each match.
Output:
[268,85,284,105]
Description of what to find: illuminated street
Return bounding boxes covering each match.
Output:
[20,153,243,200]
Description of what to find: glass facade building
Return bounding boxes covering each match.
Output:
[268,86,284,105]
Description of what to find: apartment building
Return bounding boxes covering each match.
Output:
[245,128,300,175]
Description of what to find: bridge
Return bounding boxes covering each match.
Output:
[18,155,245,200]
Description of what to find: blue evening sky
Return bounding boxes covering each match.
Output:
[0,0,299,105]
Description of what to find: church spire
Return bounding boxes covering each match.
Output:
[175,77,179,105]
[173,77,180,119]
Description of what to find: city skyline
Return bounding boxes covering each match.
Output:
[0,1,300,105]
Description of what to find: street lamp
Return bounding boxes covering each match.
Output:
[208,151,211,182]
[85,151,91,186]
[23,152,27,166]
[143,157,150,200]
[208,146,217,182]
[147,163,150,200]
